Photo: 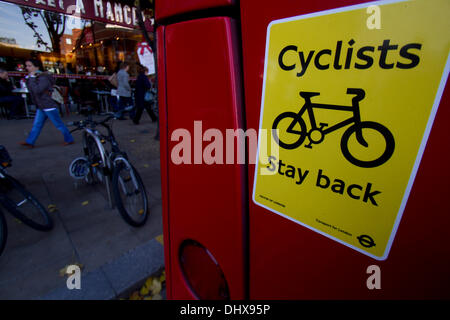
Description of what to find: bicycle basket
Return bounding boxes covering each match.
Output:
[69,157,90,179]
[0,145,12,168]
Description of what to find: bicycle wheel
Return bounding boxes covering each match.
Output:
[112,161,148,227]
[340,121,395,168]
[0,175,53,231]
[84,135,106,185]
[272,112,307,149]
[0,209,7,256]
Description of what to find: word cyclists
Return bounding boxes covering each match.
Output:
[179,304,214,318]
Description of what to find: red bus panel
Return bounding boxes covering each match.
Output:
[158,17,246,299]
[158,0,450,300]
[156,0,235,22]
[240,0,450,299]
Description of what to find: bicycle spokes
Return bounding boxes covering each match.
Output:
[3,192,28,209]
[4,188,50,228]
[117,167,146,218]
[119,173,140,196]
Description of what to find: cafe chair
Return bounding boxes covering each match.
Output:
[72,84,98,114]
[57,86,71,117]
[0,105,8,119]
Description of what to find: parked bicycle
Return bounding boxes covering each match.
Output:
[68,112,149,227]
[272,88,395,168]
[0,145,53,255]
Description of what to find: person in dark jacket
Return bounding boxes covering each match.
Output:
[0,67,23,119]
[132,65,158,124]
[19,59,74,148]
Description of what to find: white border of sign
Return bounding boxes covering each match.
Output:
[252,0,450,260]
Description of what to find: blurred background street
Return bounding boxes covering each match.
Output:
[0,114,163,299]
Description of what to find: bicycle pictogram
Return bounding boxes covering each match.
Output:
[272,88,395,168]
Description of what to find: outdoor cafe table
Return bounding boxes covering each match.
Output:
[92,90,111,113]
[12,88,33,118]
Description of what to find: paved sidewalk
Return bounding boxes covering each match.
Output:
[0,114,163,299]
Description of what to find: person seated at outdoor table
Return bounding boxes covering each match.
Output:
[72,80,99,114]
[93,78,108,91]
[19,59,74,148]
[0,67,24,119]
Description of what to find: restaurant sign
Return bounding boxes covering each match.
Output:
[3,0,151,29]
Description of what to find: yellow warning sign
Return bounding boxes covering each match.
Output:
[253,0,450,260]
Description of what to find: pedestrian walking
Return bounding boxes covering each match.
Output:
[132,65,158,125]
[19,59,74,148]
[115,62,133,120]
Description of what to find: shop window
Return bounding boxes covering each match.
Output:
[0,1,147,78]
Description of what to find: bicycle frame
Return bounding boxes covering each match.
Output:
[294,88,367,145]
[0,168,6,180]
[82,129,115,208]
[0,168,13,188]
[80,118,129,209]
[113,155,139,182]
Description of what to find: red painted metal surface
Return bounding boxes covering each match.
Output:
[157,25,173,299]
[155,0,235,22]
[240,0,450,299]
[158,17,246,299]
[157,0,450,299]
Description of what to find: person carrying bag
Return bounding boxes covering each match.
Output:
[19,59,74,148]
[114,62,133,120]
[108,72,118,88]
[132,65,158,125]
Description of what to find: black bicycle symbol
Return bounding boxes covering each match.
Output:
[272,88,395,168]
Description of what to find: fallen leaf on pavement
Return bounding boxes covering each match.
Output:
[130,291,141,300]
[144,277,153,289]
[59,263,84,277]
[150,278,162,295]
[128,270,166,300]
[140,284,149,296]
[155,234,164,245]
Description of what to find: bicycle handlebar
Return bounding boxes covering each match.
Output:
[67,113,116,131]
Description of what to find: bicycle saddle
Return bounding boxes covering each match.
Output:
[299,91,320,99]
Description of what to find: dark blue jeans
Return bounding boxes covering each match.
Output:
[26,109,74,145]
[115,96,134,118]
